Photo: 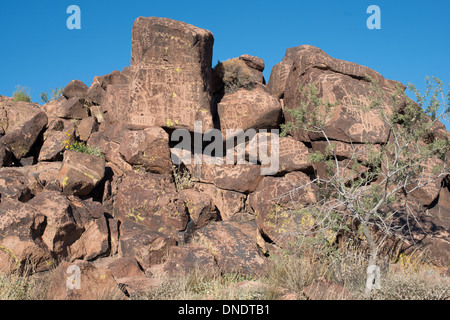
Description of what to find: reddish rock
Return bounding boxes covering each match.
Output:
[149,245,218,276]
[247,132,313,174]
[192,182,246,221]
[28,191,85,258]
[46,260,126,300]
[186,155,263,193]
[118,127,172,174]
[249,171,318,247]
[239,54,265,84]
[117,219,177,271]
[282,45,404,144]
[0,169,33,202]
[93,257,144,279]
[114,171,188,235]
[218,85,282,136]
[77,116,98,142]
[62,80,89,100]
[104,17,215,132]
[1,109,47,160]
[39,118,77,161]
[179,188,219,228]
[0,236,54,274]
[68,216,110,261]
[54,97,88,120]
[311,140,382,163]
[57,150,106,197]
[87,70,130,106]
[194,221,266,276]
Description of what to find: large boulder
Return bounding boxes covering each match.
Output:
[114,171,188,236]
[191,182,246,221]
[149,244,219,276]
[187,158,263,194]
[217,85,282,136]
[46,260,126,300]
[278,45,405,144]
[53,97,88,120]
[0,198,55,274]
[27,191,85,258]
[249,171,318,247]
[104,17,215,132]
[57,150,106,197]
[38,118,77,162]
[118,127,173,174]
[117,218,177,271]
[193,221,266,276]
[0,169,33,202]
[62,80,89,100]
[1,106,47,160]
[267,46,305,99]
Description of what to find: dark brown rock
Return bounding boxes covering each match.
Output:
[118,127,173,174]
[193,221,266,276]
[62,80,89,100]
[28,191,85,258]
[57,150,106,197]
[46,260,126,300]
[103,17,215,132]
[218,85,282,135]
[281,45,404,144]
[54,97,88,120]
[249,171,318,247]
[1,110,47,160]
[114,171,188,236]
[77,116,98,142]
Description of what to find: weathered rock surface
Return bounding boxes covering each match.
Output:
[278,45,406,144]
[193,221,266,276]
[218,85,282,135]
[46,260,126,300]
[249,171,318,247]
[114,171,188,236]
[104,17,215,132]
[1,108,47,160]
[57,150,105,197]
[38,118,77,162]
[118,127,172,174]
[62,80,89,100]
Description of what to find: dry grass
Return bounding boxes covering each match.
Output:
[214,58,257,94]
[0,243,448,300]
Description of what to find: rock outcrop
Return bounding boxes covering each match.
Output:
[0,17,448,300]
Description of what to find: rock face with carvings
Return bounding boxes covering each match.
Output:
[0,17,448,300]
[103,17,215,133]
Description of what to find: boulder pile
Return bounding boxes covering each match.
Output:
[0,17,448,299]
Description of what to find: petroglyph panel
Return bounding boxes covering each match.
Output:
[218,86,282,135]
[285,60,394,144]
[128,17,215,132]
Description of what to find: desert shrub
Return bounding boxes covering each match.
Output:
[40,87,63,104]
[172,165,194,191]
[214,58,257,94]
[66,141,105,158]
[12,85,31,102]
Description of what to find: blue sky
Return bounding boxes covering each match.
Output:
[1,0,449,127]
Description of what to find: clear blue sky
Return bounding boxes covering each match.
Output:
[1,0,449,127]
